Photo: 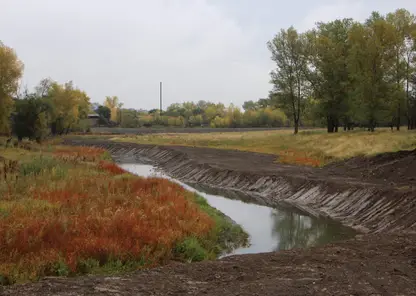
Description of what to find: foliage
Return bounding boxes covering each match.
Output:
[0,42,24,135]
[105,96,123,123]
[265,8,416,133]
[95,105,111,126]
[268,27,310,134]
[12,92,50,142]
[0,145,248,284]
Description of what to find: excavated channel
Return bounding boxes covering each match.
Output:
[119,162,356,256]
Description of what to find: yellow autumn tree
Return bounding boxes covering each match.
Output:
[0,41,24,134]
[105,96,123,123]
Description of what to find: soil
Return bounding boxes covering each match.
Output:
[3,139,416,295]
[2,233,416,296]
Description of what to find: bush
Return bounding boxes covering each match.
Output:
[174,237,208,262]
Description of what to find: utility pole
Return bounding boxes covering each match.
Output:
[159,82,163,114]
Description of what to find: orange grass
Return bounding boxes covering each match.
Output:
[0,147,217,283]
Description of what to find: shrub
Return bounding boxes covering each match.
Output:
[175,237,207,262]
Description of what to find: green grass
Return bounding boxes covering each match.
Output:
[177,194,249,261]
[111,128,416,166]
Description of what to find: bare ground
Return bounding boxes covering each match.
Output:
[2,233,416,296]
[3,140,416,295]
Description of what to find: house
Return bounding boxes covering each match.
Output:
[87,113,100,127]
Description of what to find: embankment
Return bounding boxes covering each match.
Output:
[66,139,416,234]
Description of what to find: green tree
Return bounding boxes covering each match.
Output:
[386,9,416,130]
[268,27,309,134]
[242,100,259,111]
[12,92,50,142]
[348,13,397,131]
[96,105,111,126]
[306,19,354,132]
[0,42,24,134]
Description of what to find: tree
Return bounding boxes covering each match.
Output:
[305,19,354,132]
[48,81,91,134]
[242,100,259,111]
[104,96,122,122]
[0,41,24,134]
[386,9,416,130]
[96,105,111,126]
[120,108,139,128]
[12,92,50,142]
[348,13,397,131]
[267,27,309,134]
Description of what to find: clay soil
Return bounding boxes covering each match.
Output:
[2,141,416,295]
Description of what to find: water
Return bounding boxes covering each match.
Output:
[120,163,356,257]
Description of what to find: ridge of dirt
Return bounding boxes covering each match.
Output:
[327,149,416,187]
[2,233,416,296]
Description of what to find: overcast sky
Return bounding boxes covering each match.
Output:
[1,0,415,109]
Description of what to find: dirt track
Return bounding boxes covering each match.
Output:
[3,140,416,295]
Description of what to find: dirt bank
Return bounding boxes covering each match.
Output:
[2,139,416,295]
[2,233,416,296]
[65,139,416,234]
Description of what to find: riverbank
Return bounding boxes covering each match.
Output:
[3,232,416,295]
[0,143,248,284]
[68,139,416,234]
[110,128,416,166]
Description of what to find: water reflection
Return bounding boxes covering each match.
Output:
[119,163,356,256]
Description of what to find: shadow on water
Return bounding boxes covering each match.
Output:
[119,163,357,257]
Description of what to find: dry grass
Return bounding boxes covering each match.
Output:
[112,128,416,166]
[0,144,246,284]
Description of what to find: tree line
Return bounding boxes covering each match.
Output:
[267,8,416,134]
[112,101,289,129]
[1,7,415,140]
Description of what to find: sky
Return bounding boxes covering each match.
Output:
[1,0,415,110]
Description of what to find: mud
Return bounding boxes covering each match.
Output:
[2,233,416,295]
[3,139,416,295]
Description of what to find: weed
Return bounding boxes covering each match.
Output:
[19,156,59,176]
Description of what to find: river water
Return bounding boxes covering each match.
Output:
[120,163,356,257]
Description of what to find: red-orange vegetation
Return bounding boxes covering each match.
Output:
[279,149,322,167]
[0,158,214,281]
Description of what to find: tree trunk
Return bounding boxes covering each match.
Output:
[294,120,299,135]
[396,105,401,131]
[327,116,334,133]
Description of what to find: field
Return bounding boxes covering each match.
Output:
[112,128,416,166]
[0,141,247,284]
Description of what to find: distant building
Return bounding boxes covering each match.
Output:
[87,113,100,127]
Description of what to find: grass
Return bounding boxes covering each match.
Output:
[111,128,416,166]
[0,142,248,284]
